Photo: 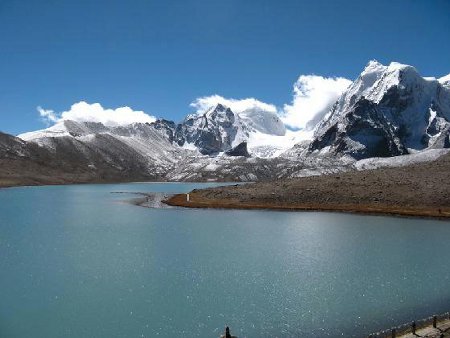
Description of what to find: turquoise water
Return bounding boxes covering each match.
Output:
[0,183,449,337]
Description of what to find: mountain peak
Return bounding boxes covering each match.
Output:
[214,103,227,111]
[362,60,385,74]
[361,60,417,77]
[205,103,231,115]
[204,103,235,124]
[309,60,450,159]
[341,60,424,107]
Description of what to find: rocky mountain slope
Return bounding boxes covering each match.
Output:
[307,61,450,159]
[0,124,168,187]
[174,103,251,154]
[2,60,449,185]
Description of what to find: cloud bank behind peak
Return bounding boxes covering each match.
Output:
[281,75,352,130]
[190,75,351,132]
[36,73,352,134]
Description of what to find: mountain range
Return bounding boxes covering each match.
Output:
[1,60,449,186]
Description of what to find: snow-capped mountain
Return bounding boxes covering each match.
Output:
[308,61,450,159]
[19,119,186,175]
[174,103,288,156]
[10,60,450,182]
[0,129,164,185]
[14,102,306,181]
[175,103,250,154]
[20,103,289,160]
[238,107,286,136]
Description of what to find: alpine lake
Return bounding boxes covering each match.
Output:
[1,183,449,337]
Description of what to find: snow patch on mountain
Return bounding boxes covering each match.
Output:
[439,74,450,89]
[19,121,71,142]
[247,129,313,158]
[239,108,285,136]
[354,148,450,170]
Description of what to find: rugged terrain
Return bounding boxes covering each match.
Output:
[0,131,159,188]
[1,61,450,188]
[166,151,450,218]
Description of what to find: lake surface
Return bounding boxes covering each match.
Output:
[0,183,449,337]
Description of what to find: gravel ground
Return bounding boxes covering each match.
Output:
[166,152,450,218]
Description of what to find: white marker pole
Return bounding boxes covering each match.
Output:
[186,193,190,202]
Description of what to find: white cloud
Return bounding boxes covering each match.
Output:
[38,101,156,127]
[38,75,351,132]
[191,76,351,133]
[281,75,351,130]
[38,106,58,125]
[190,95,278,114]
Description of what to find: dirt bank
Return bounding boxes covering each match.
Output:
[165,153,450,219]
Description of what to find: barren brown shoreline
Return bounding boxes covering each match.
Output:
[165,193,450,218]
[165,153,450,219]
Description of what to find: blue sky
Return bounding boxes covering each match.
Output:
[1,0,449,135]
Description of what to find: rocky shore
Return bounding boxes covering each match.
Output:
[165,152,450,219]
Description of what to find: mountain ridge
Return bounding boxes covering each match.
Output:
[3,60,449,184]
